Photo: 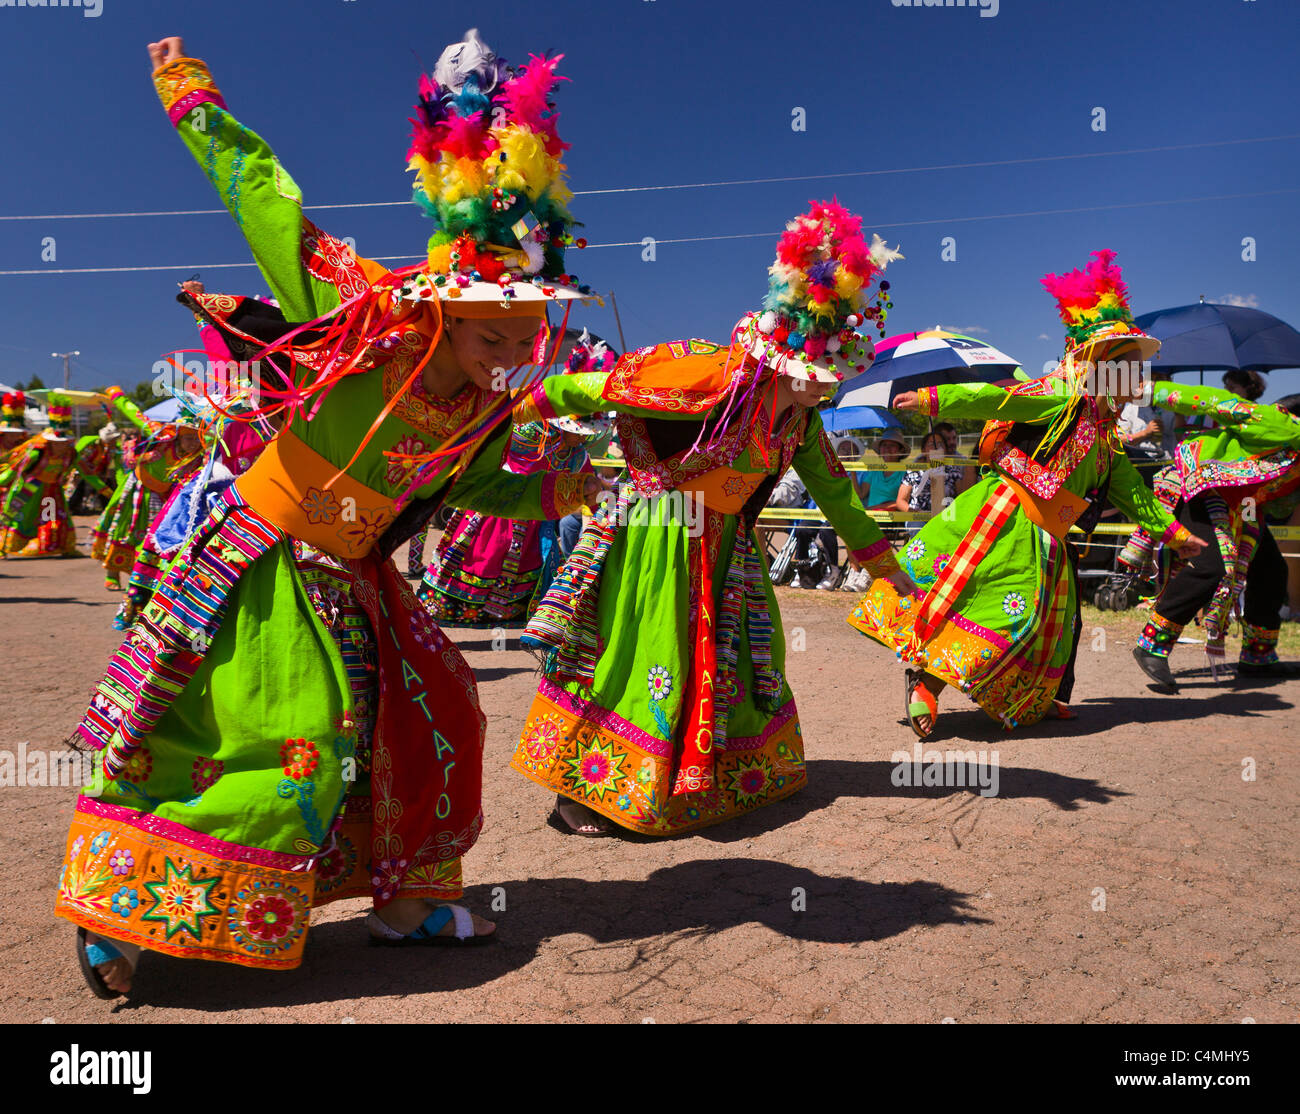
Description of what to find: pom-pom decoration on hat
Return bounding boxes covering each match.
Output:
[734,199,902,384]
[1040,249,1160,363]
[404,29,595,308]
[0,390,27,432]
[46,392,74,438]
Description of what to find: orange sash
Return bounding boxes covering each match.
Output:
[676,467,766,516]
[234,430,395,560]
[1000,475,1088,540]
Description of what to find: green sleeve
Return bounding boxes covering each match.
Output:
[109,392,152,434]
[1152,382,1300,448]
[444,430,587,520]
[156,58,338,322]
[1106,450,1178,539]
[515,371,704,424]
[925,381,1070,424]
[791,410,899,573]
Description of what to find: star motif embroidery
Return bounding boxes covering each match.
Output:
[141,858,221,941]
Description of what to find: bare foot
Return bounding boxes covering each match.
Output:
[553,795,613,835]
[85,931,138,993]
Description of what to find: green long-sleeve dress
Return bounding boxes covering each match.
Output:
[849,379,1186,728]
[0,429,108,558]
[1126,382,1300,657]
[510,345,903,835]
[55,55,588,970]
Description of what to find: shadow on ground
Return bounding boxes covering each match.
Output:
[118,858,981,1011]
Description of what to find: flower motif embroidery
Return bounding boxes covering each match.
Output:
[523,714,563,761]
[109,849,135,877]
[933,553,951,575]
[89,831,112,856]
[280,739,319,780]
[1001,591,1028,618]
[904,538,926,562]
[111,887,140,918]
[385,434,431,486]
[565,737,627,801]
[242,894,296,942]
[647,665,673,702]
[299,486,341,525]
[121,748,153,784]
[336,509,391,554]
[191,757,224,794]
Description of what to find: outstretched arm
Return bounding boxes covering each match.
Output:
[896,381,1071,424]
[444,425,601,520]
[1151,381,1300,447]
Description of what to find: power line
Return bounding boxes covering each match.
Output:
[0,133,1295,223]
[1,187,1294,277]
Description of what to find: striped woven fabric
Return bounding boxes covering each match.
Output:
[521,487,631,685]
[911,481,1019,645]
[74,485,282,778]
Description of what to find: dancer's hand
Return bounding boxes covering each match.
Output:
[148,37,185,70]
[582,474,611,507]
[1173,534,1208,560]
[893,391,920,411]
[886,568,918,596]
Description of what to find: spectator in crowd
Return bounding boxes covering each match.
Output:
[860,432,909,509]
[897,431,962,531]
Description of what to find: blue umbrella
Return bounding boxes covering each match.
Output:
[821,404,901,433]
[1134,301,1300,374]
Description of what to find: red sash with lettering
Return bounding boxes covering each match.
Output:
[347,553,485,905]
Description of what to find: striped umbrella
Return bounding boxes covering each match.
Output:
[834,329,1022,408]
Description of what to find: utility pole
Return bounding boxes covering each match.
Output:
[51,350,82,435]
[51,350,80,390]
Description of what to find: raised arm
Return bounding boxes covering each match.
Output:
[147,36,381,322]
[791,410,903,581]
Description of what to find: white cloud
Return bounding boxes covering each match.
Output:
[951,324,990,335]
[1037,333,1050,341]
[1218,293,1259,308]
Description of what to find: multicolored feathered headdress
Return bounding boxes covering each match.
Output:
[1,390,26,433]
[1041,250,1160,363]
[46,392,73,438]
[734,199,902,384]
[403,29,596,313]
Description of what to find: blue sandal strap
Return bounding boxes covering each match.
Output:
[408,906,454,939]
[83,941,122,967]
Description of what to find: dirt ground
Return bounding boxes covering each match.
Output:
[2,516,1298,1024]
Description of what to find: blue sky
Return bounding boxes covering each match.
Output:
[1,0,1297,398]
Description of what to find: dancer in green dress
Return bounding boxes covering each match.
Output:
[58,30,603,997]
[849,251,1207,733]
[512,201,914,835]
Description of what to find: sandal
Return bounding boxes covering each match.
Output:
[547,797,615,837]
[366,904,495,948]
[76,926,136,999]
[905,668,938,739]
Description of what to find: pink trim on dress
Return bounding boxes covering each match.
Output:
[74,796,317,872]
